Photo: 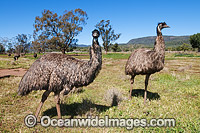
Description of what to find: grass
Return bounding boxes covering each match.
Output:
[103,53,131,59]
[0,52,200,132]
[0,57,35,69]
[174,53,200,57]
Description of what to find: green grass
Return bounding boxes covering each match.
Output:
[174,53,200,57]
[0,58,35,69]
[0,52,200,132]
[103,53,131,59]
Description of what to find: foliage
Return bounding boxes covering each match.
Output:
[111,43,121,52]
[0,37,10,52]
[7,42,14,53]
[190,33,200,52]
[15,34,31,54]
[176,43,192,51]
[0,43,5,53]
[32,35,48,53]
[95,20,121,54]
[33,9,88,54]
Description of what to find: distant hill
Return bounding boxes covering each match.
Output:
[127,35,190,47]
[76,44,89,47]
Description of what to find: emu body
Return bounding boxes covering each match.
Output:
[33,53,37,58]
[14,53,20,61]
[18,30,102,118]
[125,22,170,104]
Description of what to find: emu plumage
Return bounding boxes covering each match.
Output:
[125,22,170,104]
[18,30,102,118]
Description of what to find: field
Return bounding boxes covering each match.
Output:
[0,52,200,132]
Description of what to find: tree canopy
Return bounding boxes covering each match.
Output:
[33,9,88,54]
[95,20,121,54]
[190,33,200,52]
[0,43,5,53]
[111,43,121,52]
[15,34,31,54]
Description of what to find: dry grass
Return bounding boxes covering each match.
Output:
[0,52,200,132]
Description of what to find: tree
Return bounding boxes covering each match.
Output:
[33,9,88,54]
[0,37,15,53]
[7,42,14,53]
[190,33,200,52]
[32,34,49,53]
[111,43,121,52]
[15,34,31,54]
[95,20,121,54]
[179,43,192,51]
[0,43,5,53]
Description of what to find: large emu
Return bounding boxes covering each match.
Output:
[125,22,170,104]
[18,29,102,118]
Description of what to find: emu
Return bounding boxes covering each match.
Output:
[33,53,37,58]
[14,53,20,61]
[125,22,170,104]
[18,29,102,118]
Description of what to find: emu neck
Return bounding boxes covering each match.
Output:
[88,38,102,68]
[154,29,165,56]
[157,26,162,36]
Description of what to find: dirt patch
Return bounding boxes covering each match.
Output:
[0,68,27,78]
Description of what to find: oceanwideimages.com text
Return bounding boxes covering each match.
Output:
[25,114,176,129]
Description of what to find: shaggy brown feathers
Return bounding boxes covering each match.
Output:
[125,23,169,76]
[18,30,102,118]
[125,22,170,103]
[18,33,102,96]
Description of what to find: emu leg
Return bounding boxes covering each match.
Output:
[144,74,150,104]
[129,75,135,99]
[35,90,51,118]
[55,93,61,119]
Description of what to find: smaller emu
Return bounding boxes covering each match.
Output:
[18,29,102,118]
[125,22,170,104]
[8,53,11,57]
[14,53,20,61]
[33,53,37,58]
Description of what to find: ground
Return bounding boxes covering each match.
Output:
[0,52,199,132]
[0,68,26,78]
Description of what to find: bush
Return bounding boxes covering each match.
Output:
[111,43,122,52]
[104,88,124,106]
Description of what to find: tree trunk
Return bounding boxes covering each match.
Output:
[105,47,108,54]
[198,48,200,52]
[62,49,66,54]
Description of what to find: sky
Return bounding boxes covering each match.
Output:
[0,0,200,45]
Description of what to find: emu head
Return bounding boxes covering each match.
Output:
[92,29,100,45]
[157,22,170,33]
[92,29,100,38]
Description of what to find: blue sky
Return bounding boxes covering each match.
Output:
[0,0,199,45]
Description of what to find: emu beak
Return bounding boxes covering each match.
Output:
[165,25,170,28]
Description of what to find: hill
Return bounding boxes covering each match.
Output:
[77,44,89,47]
[127,35,190,47]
